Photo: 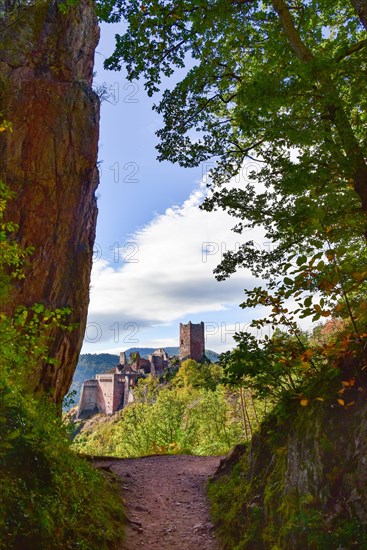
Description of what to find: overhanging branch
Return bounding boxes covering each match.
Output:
[336,39,367,62]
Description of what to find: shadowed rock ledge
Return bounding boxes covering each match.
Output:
[209,394,367,548]
[0,0,100,403]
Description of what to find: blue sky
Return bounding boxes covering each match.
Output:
[81,22,269,355]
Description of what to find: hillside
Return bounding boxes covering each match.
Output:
[65,348,220,409]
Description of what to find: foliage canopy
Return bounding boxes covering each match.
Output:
[98,0,367,394]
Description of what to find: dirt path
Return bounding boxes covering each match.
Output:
[96,455,222,549]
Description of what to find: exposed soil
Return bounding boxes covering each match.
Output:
[95,455,222,549]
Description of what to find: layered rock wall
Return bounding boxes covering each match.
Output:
[212,397,367,548]
[0,0,100,403]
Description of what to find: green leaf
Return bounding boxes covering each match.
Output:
[296,255,307,267]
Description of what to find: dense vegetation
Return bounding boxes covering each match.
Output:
[72,359,264,457]
[208,319,367,548]
[0,182,124,549]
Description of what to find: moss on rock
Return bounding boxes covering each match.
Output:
[208,398,367,549]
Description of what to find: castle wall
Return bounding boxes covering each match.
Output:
[95,375,113,414]
[180,323,191,358]
[151,355,164,374]
[126,389,135,405]
[77,380,100,419]
[96,373,125,415]
[135,356,151,374]
[113,374,125,413]
[190,321,205,361]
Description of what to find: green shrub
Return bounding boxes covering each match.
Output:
[73,384,248,457]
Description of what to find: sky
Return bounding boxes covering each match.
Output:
[81,22,271,356]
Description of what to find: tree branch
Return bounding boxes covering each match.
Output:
[336,39,367,62]
[271,0,314,62]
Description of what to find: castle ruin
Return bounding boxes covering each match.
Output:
[77,321,206,419]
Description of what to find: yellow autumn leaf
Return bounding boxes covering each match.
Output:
[352,272,367,281]
[315,397,324,402]
[300,398,309,407]
[337,398,345,406]
[340,378,356,389]
[0,120,12,132]
[301,349,313,360]
[318,280,336,291]
[321,310,331,317]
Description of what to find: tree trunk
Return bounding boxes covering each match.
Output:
[350,0,367,30]
[0,0,100,404]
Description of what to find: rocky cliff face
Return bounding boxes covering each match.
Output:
[0,0,100,403]
[210,396,367,548]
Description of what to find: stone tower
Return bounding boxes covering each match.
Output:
[179,321,205,362]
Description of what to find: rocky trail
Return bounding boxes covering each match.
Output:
[95,455,222,549]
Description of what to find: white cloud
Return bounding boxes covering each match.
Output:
[84,169,268,348]
[82,160,317,355]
